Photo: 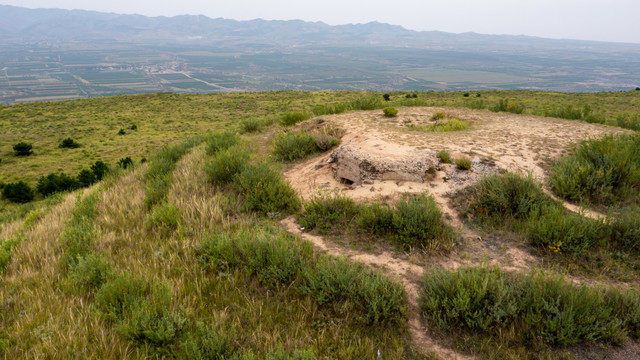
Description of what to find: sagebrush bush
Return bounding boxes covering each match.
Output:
[609,207,640,253]
[68,253,112,293]
[551,134,640,205]
[279,111,310,126]
[2,181,35,203]
[420,266,639,348]
[313,132,339,151]
[527,205,609,255]
[300,257,408,326]
[233,162,301,215]
[355,202,395,236]
[468,173,553,222]
[273,131,317,161]
[205,145,250,184]
[205,131,238,155]
[298,192,359,234]
[382,106,398,117]
[392,194,454,251]
[454,157,472,170]
[179,322,235,360]
[437,150,452,164]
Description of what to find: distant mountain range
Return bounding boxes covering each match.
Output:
[1,4,639,103]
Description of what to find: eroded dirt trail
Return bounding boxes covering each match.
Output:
[281,216,475,360]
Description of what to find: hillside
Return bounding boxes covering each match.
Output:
[1,90,640,359]
[1,5,640,104]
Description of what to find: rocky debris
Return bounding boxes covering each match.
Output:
[328,143,438,185]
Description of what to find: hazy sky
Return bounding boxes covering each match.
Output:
[3,0,640,43]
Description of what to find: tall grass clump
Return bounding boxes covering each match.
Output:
[382,106,398,117]
[0,236,22,273]
[420,266,640,351]
[311,103,347,116]
[491,99,524,114]
[409,118,469,132]
[204,145,250,184]
[198,230,408,326]
[437,150,452,164]
[609,207,640,253]
[616,113,640,131]
[233,162,301,215]
[273,131,317,161]
[454,157,472,170]
[144,138,202,208]
[550,134,640,205]
[347,96,384,111]
[279,111,310,126]
[298,192,359,234]
[239,118,262,133]
[205,130,238,155]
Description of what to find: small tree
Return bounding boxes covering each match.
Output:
[118,157,133,169]
[77,169,96,187]
[383,94,391,101]
[2,181,34,203]
[91,161,109,180]
[13,142,33,156]
[59,138,81,149]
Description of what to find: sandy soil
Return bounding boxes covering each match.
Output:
[281,107,629,358]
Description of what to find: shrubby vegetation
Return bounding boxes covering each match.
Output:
[437,150,452,164]
[59,138,81,149]
[420,266,640,352]
[383,106,398,117]
[299,192,455,252]
[454,157,472,170]
[13,142,33,156]
[491,99,524,114]
[544,105,604,123]
[279,111,310,126]
[1,181,35,203]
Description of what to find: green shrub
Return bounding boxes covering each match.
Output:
[454,157,472,170]
[300,257,408,326]
[527,205,609,255]
[279,111,310,126]
[382,107,398,117]
[463,92,470,97]
[68,253,112,293]
[382,94,391,101]
[410,118,469,132]
[468,173,552,222]
[550,134,640,205]
[76,169,96,188]
[617,113,640,131]
[239,118,261,133]
[311,103,347,116]
[149,202,182,233]
[205,145,250,184]
[233,162,301,215]
[392,194,454,251]
[431,111,446,120]
[118,157,134,169]
[298,192,359,234]
[117,129,126,135]
[37,172,79,196]
[2,181,35,203]
[95,274,148,321]
[420,266,636,348]
[609,207,640,253]
[348,97,384,111]
[0,236,21,273]
[355,202,394,236]
[437,150,452,164]
[130,124,138,130]
[91,160,109,181]
[273,131,317,161]
[205,131,238,155]
[179,322,235,360]
[491,99,524,114]
[13,142,33,156]
[59,138,80,148]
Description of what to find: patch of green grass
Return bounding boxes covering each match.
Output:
[239,118,262,133]
[391,194,455,251]
[205,130,239,155]
[491,99,524,114]
[298,192,359,234]
[409,118,469,132]
[383,106,398,117]
[273,131,317,161]
[437,150,452,164]
[279,111,310,126]
[420,266,640,357]
[204,144,250,184]
[454,157,472,170]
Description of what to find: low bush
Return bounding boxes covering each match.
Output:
[550,134,640,205]
[13,142,33,156]
[205,145,250,184]
[431,111,446,120]
[527,205,609,255]
[239,118,261,133]
[617,113,640,131]
[117,129,126,135]
[491,99,524,114]
[313,132,339,151]
[420,266,639,349]
[392,194,455,251]
[59,138,80,148]
[91,160,109,181]
[298,192,359,234]
[382,94,391,101]
[68,253,112,293]
[467,172,552,222]
[273,131,317,161]
[0,236,21,273]
[348,97,384,111]
[118,157,134,169]
[205,131,238,155]
[382,106,398,117]
[311,103,347,116]
[95,274,149,321]
[149,202,182,233]
[609,207,640,253]
[179,322,235,360]
[454,157,472,170]
[355,202,394,236]
[76,169,96,188]
[2,181,35,203]
[437,150,452,164]
[410,118,469,132]
[233,162,301,215]
[279,111,310,127]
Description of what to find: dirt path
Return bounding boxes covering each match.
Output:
[281,216,475,360]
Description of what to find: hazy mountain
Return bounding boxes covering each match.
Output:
[1,5,639,103]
